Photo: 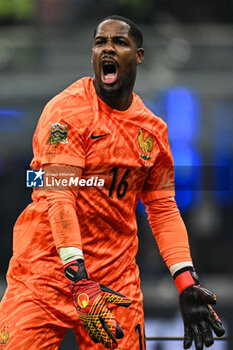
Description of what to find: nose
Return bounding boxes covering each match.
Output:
[103,40,115,54]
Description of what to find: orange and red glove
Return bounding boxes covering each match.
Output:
[64,259,131,349]
[175,267,225,350]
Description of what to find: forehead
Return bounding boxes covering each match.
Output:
[95,19,131,38]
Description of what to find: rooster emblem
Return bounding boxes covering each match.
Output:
[138,129,153,160]
[0,328,9,345]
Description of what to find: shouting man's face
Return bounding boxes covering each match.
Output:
[92,19,144,105]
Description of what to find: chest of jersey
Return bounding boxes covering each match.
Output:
[82,111,160,198]
[85,111,159,168]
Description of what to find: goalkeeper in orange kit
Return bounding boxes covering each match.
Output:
[0,15,224,350]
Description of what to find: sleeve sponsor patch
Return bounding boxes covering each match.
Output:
[49,123,68,145]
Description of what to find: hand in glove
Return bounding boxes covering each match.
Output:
[175,268,225,350]
[64,259,131,349]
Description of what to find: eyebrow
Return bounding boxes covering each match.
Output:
[94,34,128,41]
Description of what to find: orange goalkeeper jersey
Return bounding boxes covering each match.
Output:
[10,77,175,288]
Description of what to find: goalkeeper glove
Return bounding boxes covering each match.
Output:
[64,259,131,349]
[174,267,225,350]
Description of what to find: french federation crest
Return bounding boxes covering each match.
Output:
[49,123,68,145]
[0,327,9,345]
[138,128,153,160]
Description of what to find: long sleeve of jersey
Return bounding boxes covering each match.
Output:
[32,165,83,252]
[145,196,192,268]
[29,91,87,252]
[46,188,82,251]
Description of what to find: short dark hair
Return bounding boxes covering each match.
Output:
[94,15,143,48]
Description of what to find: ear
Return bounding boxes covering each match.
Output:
[136,48,144,65]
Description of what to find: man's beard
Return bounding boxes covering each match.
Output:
[99,82,124,100]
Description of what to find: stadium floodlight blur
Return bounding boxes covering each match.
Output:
[0,0,35,23]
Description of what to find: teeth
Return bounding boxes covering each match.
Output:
[104,74,116,79]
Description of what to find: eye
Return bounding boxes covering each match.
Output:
[118,39,126,46]
[94,39,105,46]
[114,37,127,46]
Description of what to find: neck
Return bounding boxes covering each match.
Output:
[93,79,133,111]
[99,92,133,111]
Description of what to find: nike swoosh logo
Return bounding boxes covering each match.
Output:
[91,132,110,140]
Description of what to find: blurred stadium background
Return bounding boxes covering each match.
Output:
[0,0,232,349]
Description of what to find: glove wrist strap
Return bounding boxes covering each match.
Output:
[174,268,196,293]
[64,259,89,283]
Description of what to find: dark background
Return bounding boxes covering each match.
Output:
[0,1,232,349]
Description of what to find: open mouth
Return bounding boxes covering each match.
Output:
[101,60,118,85]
